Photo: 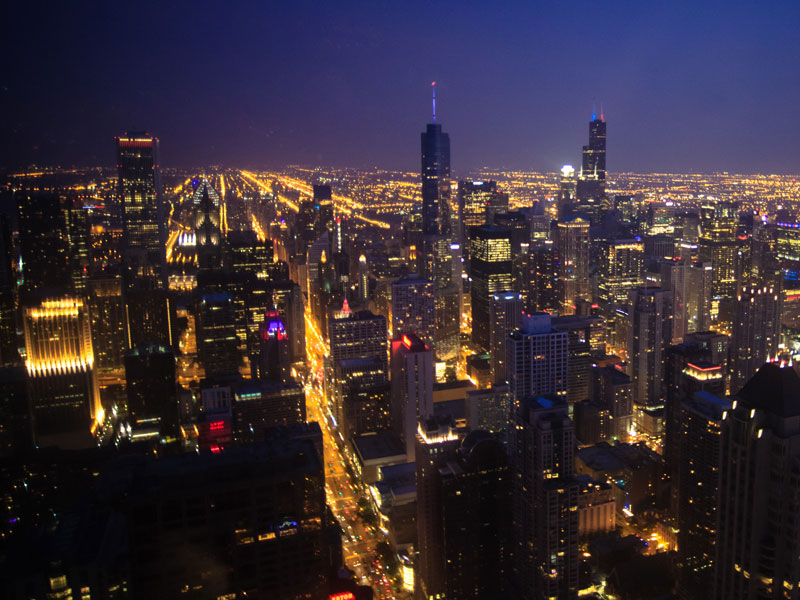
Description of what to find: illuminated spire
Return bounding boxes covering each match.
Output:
[432,81,436,123]
[600,103,605,123]
[341,298,351,314]
[592,102,596,122]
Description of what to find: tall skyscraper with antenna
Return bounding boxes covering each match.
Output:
[576,108,607,207]
[421,82,451,263]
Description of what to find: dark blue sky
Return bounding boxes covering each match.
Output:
[3,0,799,174]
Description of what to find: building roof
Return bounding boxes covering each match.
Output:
[738,363,800,418]
[352,431,406,463]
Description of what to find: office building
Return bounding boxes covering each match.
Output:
[23,297,100,449]
[16,191,71,294]
[557,217,591,315]
[469,224,513,351]
[591,365,634,441]
[465,383,512,434]
[196,292,240,378]
[626,287,672,410]
[0,366,32,457]
[87,275,127,371]
[576,110,606,202]
[511,395,579,600]
[698,201,738,332]
[714,364,800,600]
[233,380,306,443]
[553,314,605,406]
[457,180,508,250]
[117,132,165,285]
[516,241,560,314]
[597,238,644,306]
[252,314,290,384]
[192,179,223,273]
[125,343,177,433]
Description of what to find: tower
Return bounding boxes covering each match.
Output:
[391,333,434,461]
[556,217,591,315]
[506,313,568,406]
[117,132,165,287]
[391,274,435,345]
[576,109,607,204]
[193,179,223,273]
[469,224,513,351]
[489,292,523,384]
[730,284,780,394]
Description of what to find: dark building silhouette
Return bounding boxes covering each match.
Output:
[125,343,177,431]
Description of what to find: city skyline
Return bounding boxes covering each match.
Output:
[4,1,800,174]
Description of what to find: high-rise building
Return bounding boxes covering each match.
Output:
[0,212,18,366]
[506,313,568,406]
[421,118,451,241]
[698,201,738,332]
[357,254,370,303]
[125,343,177,434]
[391,274,435,344]
[253,314,290,384]
[597,238,644,306]
[714,364,800,600]
[16,191,71,294]
[676,390,730,599]
[87,275,127,371]
[626,287,672,412]
[334,357,391,439]
[660,258,690,342]
[553,314,605,406]
[457,180,508,250]
[415,430,511,599]
[196,292,241,378]
[193,179,223,273]
[516,241,561,314]
[0,366,32,457]
[511,395,579,600]
[117,132,165,286]
[391,333,434,461]
[465,383,512,433]
[313,184,334,246]
[469,224,513,351]
[687,260,713,333]
[730,284,780,394]
[232,380,306,442]
[557,217,591,315]
[559,165,577,219]
[489,292,522,384]
[23,297,100,449]
[225,230,273,280]
[591,365,634,441]
[576,110,607,218]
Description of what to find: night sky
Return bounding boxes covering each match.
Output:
[3,0,800,174]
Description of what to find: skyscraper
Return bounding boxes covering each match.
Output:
[597,238,644,306]
[193,179,223,273]
[421,108,451,241]
[626,287,672,413]
[557,217,591,315]
[698,201,738,332]
[125,343,178,434]
[23,297,100,449]
[117,132,165,286]
[16,191,71,294]
[391,274,435,344]
[506,313,568,406]
[457,180,508,251]
[489,291,523,384]
[391,333,434,461]
[511,395,579,600]
[714,364,800,600]
[730,284,780,394]
[415,430,511,599]
[196,292,241,378]
[469,224,513,351]
[576,110,607,209]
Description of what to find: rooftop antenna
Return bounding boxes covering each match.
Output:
[592,102,597,122]
[600,103,605,122]
[432,81,437,122]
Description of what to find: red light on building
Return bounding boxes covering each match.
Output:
[402,334,412,349]
[209,420,225,431]
[329,593,355,600]
[210,445,221,454]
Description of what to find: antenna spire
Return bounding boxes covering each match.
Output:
[432,81,436,122]
[592,102,596,122]
[600,103,605,122]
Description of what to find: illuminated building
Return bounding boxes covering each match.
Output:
[698,201,738,331]
[87,275,126,371]
[774,218,800,281]
[590,365,633,442]
[510,395,579,600]
[626,287,672,417]
[225,230,273,279]
[391,333,433,461]
[559,164,576,219]
[434,280,461,369]
[646,202,676,235]
[192,179,223,273]
[357,254,369,303]
[687,260,713,333]
[420,95,451,240]
[124,428,327,598]
[557,217,591,315]
[676,390,730,599]
[252,314,290,384]
[391,274,435,344]
[23,297,99,449]
[552,314,605,406]
[516,240,560,314]
[457,180,508,251]
[465,383,512,433]
[196,292,240,378]
[124,343,177,436]
[334,357,390,439]
[269,280,305,363]
[117,132,165,286]
[233,380,306,442]
[415,430,511,599]
[489,292,522,384]
[575,110,607,223]
[659,258,690,341]
[597,238,644,306]
[506,312,568,406]
[730,284,780,394]
[124,287,173,349]
[714,364,800,600]
[469,224,513,351]
[576,475,616,536]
